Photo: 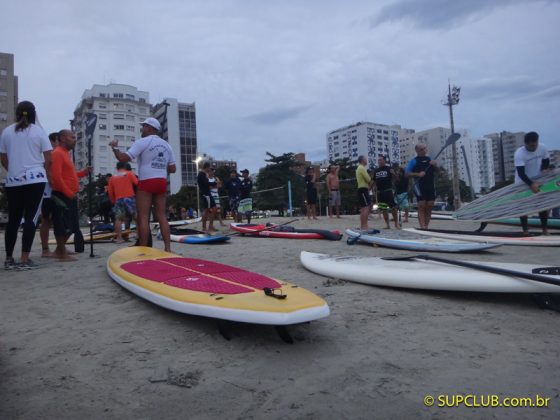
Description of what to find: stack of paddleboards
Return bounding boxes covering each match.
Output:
[150,217,201,233]
[107,247,329,325]
[345,228,501,253]
[230,223,342,240]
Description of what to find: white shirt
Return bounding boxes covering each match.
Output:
[125,135,175,181]
[514,144,549,184]
[0,123,52,187]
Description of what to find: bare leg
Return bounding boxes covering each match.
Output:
[153,193,171,252]
[360,206,370,230]
[53,234,76,261]
[382,211,390,229]
[424,200,435,229]
[136,190,152,247]
[417,201,427,229]
[392,208,400,229]
[40,217,53,257]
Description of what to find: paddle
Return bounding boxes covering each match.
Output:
[346,229,381,245]
[412,133,461,196]
[383,254,560,287]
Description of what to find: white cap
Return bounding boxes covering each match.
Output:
[140,117,161,131]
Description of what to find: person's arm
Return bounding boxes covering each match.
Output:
[326,175,332,190]
[109,139,132,163]
[76,167,91,178]
[0,153,8,171]
[167,163,176,174]
[107,180,116,204]
[516,166,540,193]
[43,151,52,184]
[405,159,424,178]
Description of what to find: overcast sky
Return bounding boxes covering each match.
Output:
[2,0,559,171]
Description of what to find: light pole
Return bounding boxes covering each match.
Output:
[193,156,202,217]
[442,82,461,210]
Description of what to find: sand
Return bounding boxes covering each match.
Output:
[1,215,560,419]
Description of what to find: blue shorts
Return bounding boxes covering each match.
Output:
[113,197,137,220]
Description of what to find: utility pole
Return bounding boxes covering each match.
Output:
[442,82,461,210]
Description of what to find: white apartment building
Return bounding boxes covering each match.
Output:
[72,84,151,176]
[153,98,198,193]
[0,52,18,184]
[484,131,525,184]
[326,122,412,168]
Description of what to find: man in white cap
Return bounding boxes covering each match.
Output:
[109,117,176,252]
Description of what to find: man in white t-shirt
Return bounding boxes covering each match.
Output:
[109,117,176,251]
[514,131,550,234]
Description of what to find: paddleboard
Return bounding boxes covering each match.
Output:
[453,170,560,221]
[300,251,560,293]
[408,212,454,221]
[489,217,560,229]
[230,223,342,240]
[150,217,202,232]
[107,247,330,325]
[164,228,230,244]
[345,229,501,253]
[404,228,560,246]
[49,229,134,244]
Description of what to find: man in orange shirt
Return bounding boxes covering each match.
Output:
[50,129,91,261]
[107,161,138,243]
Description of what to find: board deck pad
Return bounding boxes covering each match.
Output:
[453,170,560,221]
[107,247,329,325]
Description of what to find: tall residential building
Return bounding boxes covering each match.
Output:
[0,52,18,184]
[484,131,525,184]
[196,152,238,172]
[153,98,198,193]
[326,122,412,168]
[72,84,151,176]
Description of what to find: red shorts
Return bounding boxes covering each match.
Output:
[137,178,167,195]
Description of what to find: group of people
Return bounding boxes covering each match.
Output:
[197,163,253,233]
[0,102,176,269]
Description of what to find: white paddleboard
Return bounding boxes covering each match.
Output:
[345,229,501,253]
[404,228,560,246]
[408,212,454,221]
[300,251,560,293]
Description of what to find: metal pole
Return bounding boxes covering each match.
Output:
[288,181,293,217]
[445,82,461,210]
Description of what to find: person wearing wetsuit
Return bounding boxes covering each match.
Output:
[405,143,438,230]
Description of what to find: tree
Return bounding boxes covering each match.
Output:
[254,152,306,215]
[168,185,198,213]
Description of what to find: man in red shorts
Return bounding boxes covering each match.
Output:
[109,118,176,252]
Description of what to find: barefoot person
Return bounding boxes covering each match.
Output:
[406,143,438,230]
[110,117,176,252]
[393,164,410,224]
[0,101,52,270]
[356,155,372,231]
[514,131,551,235]
[40,132,59,257]
[50,129,91,261]
[326,165,341,218]
[305,167,318,220]
[239,169,253,224]
[107,161,138,243]
[372,155,400,229]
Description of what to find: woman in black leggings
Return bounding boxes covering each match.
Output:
[0,101,52,270]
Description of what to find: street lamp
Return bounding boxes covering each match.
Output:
[193,156,203,217]
[442,82,461,210]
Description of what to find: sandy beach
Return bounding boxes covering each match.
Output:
[1,215,560,419]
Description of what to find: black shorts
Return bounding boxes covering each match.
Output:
[41,197,55,219]
[378,190,396,209]
[51,192,79,237]
[414,185,436,202]
[306,188,317,205]
[201,194,216,210]
[357,188,371,208]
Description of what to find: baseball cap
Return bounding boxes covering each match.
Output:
[140,117,161,131]
[241,168,249,173]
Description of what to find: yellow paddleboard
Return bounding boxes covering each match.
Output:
[107,247,330,325]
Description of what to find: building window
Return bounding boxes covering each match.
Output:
[114,113,124,119]
[139,98,146,103]
[99,114,107,120]
[113,93,123,98]
[126,125,135,132]
[99,93,106,98]
[126,115,134,121]
[99,146,107,152]
[0,112,7,121]
[98,104,107,109]
[0,69,7,76]
[138,107,147,114]
[114,124,125,130]
[98,124,107,130]
[125,94,135,99]
[0,90,7,96]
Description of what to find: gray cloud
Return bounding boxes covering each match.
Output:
[464,77,560,101]
[371,0,560,29]
[245,105,313,125]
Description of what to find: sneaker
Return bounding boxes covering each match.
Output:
[4,257,16,270]
[16,259,40,271]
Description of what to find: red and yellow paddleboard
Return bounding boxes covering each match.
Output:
[107,247,330,325]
